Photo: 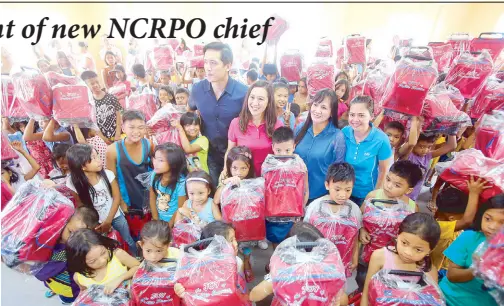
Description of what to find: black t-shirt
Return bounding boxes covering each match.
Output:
[95,93,123,139]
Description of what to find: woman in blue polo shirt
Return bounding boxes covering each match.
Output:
[294,89,346,203]
[342,95,392,206]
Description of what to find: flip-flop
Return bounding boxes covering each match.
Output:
[45,290,56,298]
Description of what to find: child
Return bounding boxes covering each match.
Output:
[36,207,99,304]
[171,112,209,173]
[102,51,117,90]
[66,228,140,294]
[304,162,361,277]
[25,118,73,152]
[293,78,308,112]
[149,143,188,226]
[174,170,221,226]
[334,79,350,120]
[48,143,71,185]
[175,87,190,107]
[439,194,504,306]
[273,82,295,129]
[431,177,489,277]
[73,125,108,168]
[138,220,180,265]
[250,222,349,305]
[383,121,405,161]
[402,132,457,201]
[66,143,137,255]
[1,141,40,191]
[361,213,441,306]
[81,71,123,144]
[288,82,297,103]
[109,64,131,108]
[158,85,176,108]
[246,69,258,86]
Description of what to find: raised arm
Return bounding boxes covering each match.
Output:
[23,119,43,141]
[42,119,70,142]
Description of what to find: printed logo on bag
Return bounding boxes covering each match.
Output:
[140,292,174,304]
[462,70,481,79]
[273,178,297,189]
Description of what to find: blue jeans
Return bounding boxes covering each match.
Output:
[350,195,365,207]
[112,214,138,256]
[208,154,224,189]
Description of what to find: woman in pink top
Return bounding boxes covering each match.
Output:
[227,80,283,176]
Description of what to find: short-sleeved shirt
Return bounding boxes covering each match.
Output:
[150,173,186,222]
[342,124,392,198]
[228,118,283,177]
[432,220,461,270]
[7,131,28,152]
[190,78,248,163]
[294,122,346,200]
[187,136,209,173]
[407,152,433,201]
[440,230,497,306]
[41,126,74,152]
[278,113,296,130]
[94,93,123,139]
[304,195,363,228]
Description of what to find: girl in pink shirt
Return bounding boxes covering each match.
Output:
[335,79,350,121]
[226,80,282,177]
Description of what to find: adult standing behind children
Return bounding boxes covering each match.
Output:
[189,42,248,185]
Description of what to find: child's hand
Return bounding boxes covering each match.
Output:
[170,119,181,129]
[95,221,112,234]
[174,283,186,299]
[10,141,24,153]
[359,228,371,244]
[223,176,241,187]
[427,200,437,214]
[467,176,491,195]
[349,262,358,272]
[103,276,123,295]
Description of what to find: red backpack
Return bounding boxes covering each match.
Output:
[44,71,80,88]
[470,79,504,119]
[148,104,184,147]
[73,284,131,306]
[127,88,158,121]
[345,34,367,65]
[131,259,180,306]
[470,32,504,61]
[428,42,454,73]
[447,33,471,63]
[307,60,335,98]
[264,14,289,45]
[171,218,202,248]
[315,38,333,58]
[151,45,175,71]
[1,75,28,121]
[280,50,303,82]
[11,67,53,120]
[475,111,504,160]
[473,227,504,289]
[52,84,96,128]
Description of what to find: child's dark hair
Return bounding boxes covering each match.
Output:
[335,71,350,82]
[200,221,234,241]
[418,133,437,143]
[1,162,19,184]
[389,160,423,188]
[132,63,146,79]
[122,110,145,123]
[140,220,172,245]
[66,144,112,212]
[175,87,190,97]
[273,81,289,92]
[66,228,119,277]
[225,146,254,179]
[81,70,98,81]
[186,170,215,197]
[385,121,405,135]
[52,143,71,170]
[152,143,188,192]
[395,213,441,272]
[288,222,324,243]
[290,103,300,118]
[436,186,469,214]
[159,86,175,104]
[278,77,289,85]
[246,69,258,82]
[334,79,350,101]
[180,112,201,127]
[325,162,355,184]
[272,126,294,144]
[73,206,100,229]
[473,194,504,231]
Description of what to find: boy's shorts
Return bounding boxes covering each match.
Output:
[266,220,294,244]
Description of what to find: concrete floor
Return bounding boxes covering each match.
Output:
[1,185,433,306]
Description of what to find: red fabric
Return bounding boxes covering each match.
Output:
[475,228,504,288]
[109,82,130,109]
[315,38,333,58]
[345,35,367,64]
[73,285,131,305]
[445,51,494,100]
[189,56,204,68]
[448,35,471,61]
[264,15,289,44]
[440,149,504,202]
[44,71,80,88]
[221,178,266,242]
[262,155,306,217]
[167,39,179,52]
[1,182,12,211]
[193,45,204,57]
[53,185,77,208]
[307,62,335,97]
[280,52,303,82]
[171,219,201,248]
[26,140,53,178]
[131,261,180,306]
[470,35,504,61]
[363,70,390,117]
[381,58,437,116]
[1,133,18,161]
[152,46,175,71]
[470,79,504,119]
[361,202,413,263]
[125,213,152,240]
[348,80,365,107]
[428,42,454,73]
[52,85,96,127]
[11,68,53,120]
[475,112,504,160]
[148,105,183,146]
[2,75,28,121]
[399,39,413,48]
[107,229,129,253]
[127,91,158,121]
[336,47,345,69]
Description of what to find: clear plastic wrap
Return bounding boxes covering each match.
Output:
[381,57,438,116]
[1,180,75,275]
[150,45,175,71]
[44,71,80,88]
[315,38,333,58]
[368,269,446,306]
[345,34,367,65]
[174,235,247,305]
[363,64,393,117]
[470,79,504,119]
[280,50,303,82]
[448,33,471,61]
[428,42,454,73]
[262,155,307,218]
[171,218,202,248]
[107,229,129,253]
[189,56,204,69]
[307,59,335,98]
[402,46,434,62]
[439,148,504,202]
[109,83,128,109]
[147,103,184,146]
[10,67,53,120]
[445,50,494,99]
[470,32,504,61]
[127,88,158,121]
[1,74,28,122]
[335,46,345,69]
[347,79,365,105]
[264,14,289,45]
[72,284,131,306]
[166,39,179,52]
[270,236,346,305]
[220,177,266,242]
[307,200,360,277]
[193,44,204,57]
[361,199,413,263]
[1,133,19,161]
[52,84,97,128]
[131,259,180,306]
[475,111,504,160]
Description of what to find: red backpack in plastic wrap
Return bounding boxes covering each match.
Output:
[1,75,28,122]
[361,199,413,263]
[73,284,131,306]
[381,57,438,116]
[11,67,53,120]
[189,56,204,69]
[335,47,345,69]
[131,258,181,306]
[439,149,504,202]
[368,269,446,306]
[447,33,471,61]
[470,32,504,61]
[127,88,158,121]
[107,229,129,253]
[270,236,346,306]
[1,181,74,274]
[307,200,360,277]
[470,79,504,120]
[147,104,184,147]
[473,226,504,296]
[445,51,494,100]
[220,178,266,242]
[262,155,307,218]
[363,64,393,117]
[193,44,204,57]
[151,45,175,71]
[264,14,289,45]
[475,111,504,160]
[280,50,303,82]
[44,71,80,88]
[52,84,96,128]
[1,133,18,161]
[315,38,333,58]
[428,42,454,73]
[175,236,250,306]
[109,83,129,109]
[171,218,202,248]
[307,60,335,98]
[345,34,367,65]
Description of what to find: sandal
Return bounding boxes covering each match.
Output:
[427,201,437,213]
[45,290,56,298]
[244,268,255,283]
